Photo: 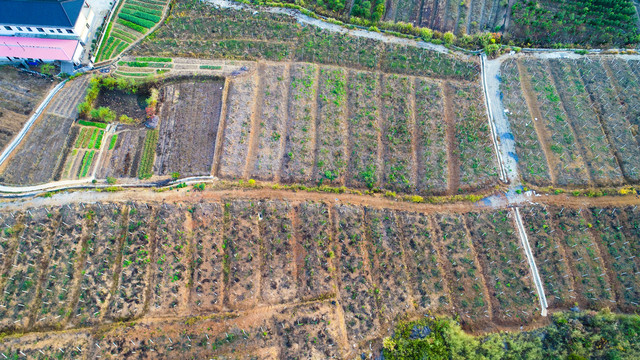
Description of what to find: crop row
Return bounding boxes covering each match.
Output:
[503,58,640,187]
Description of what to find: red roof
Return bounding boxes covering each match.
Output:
[0,36,79,61]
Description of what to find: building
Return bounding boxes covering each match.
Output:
[0,0,95,63]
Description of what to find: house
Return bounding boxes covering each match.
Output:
[0,0,95,63]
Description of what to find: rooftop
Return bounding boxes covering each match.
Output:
[0,0,85,28]
[0,36,79,60]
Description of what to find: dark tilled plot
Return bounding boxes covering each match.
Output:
[97,129,146,179]
[154,79,224,176]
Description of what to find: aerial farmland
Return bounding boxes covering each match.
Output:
[0,0,639,358]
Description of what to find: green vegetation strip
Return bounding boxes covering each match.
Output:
[79,150,96,178]
[115,71,155,77]
[136,57,171,62]
[109,134,118,150]
[118,13,155,28]
[383,311,640,359]
[87,128,99,148]
[75,128,88,148]
[123,4,163,16]
[137,130,158,179]
[94,130,105,150]
[199,65,222,70]
[78,120,108,129]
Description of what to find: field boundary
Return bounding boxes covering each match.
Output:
[513,207,548,316]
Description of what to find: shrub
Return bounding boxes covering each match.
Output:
[171,172,180,180]
[443,31,456,45]
[106,176,117,184]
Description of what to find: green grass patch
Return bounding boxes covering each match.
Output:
[117,18,148,33]
[109,134,118,150]
[136,57,171,62]
[78,120,109,129]
[79,150,96,178]
[122,4,163,16]
[199,65,222,70]
[119,61,148,67]
[120,8,161,22]
[94,130,105,149]
[115,71,155,77]
[118,13,155,28]
[127,0,164,11]
[137,130,158,179]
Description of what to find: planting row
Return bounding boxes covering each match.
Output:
[218,63,498,194]
[133,0,480,81]
[500,58,640,188]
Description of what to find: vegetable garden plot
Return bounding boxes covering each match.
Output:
[346,70,382,190]
[449,81,498,190]
[333,204,379,343]
[364,208,415,323]
[519,59,590,187]
[396,211,450,312]
[155,78,224,176]
[548,59,623,186]
[550,207,614,309]
[281,64,318,183]
[577,59,640,182]
[435,214,490,326]
[73,203,124,327]
[35,205,87,329]
[0,208,57,331]
[0,331,89,360]
[588,207,640,311]
[414,78,448,194]
[274,302,342,359]
[295,201,335,300]
[257,200,297,304]
[250,64,288,181]
[149,203,190,316]
[465,210,537,325]
[314,67,348,186]
[219,73,258,179]
[107,203,155,320]
[190,202,224,311]
[381,74,416,193]
[223,200,261,310]
[520,206,575,309]
[499,59,552,185]
[97,129,147,179]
